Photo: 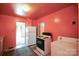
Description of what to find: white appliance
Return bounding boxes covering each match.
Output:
[26,26,36,46]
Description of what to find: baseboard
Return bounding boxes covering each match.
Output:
[3,47,16,52]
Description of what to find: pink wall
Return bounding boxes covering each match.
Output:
[77,4,79,56]
[78,4,79,39]
[32,5,78,41]
[0,15,32,51]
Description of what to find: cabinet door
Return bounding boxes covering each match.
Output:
[28,27,36,45]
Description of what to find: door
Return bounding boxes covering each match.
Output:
[39,22,45,36]
[28,27,36,45]
[16,22,26,49]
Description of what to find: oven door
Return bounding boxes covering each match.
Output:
[36,38,44,51]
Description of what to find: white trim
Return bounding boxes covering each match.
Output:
[3,47,16,52]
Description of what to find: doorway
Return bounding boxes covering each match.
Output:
[16,22,28,49]
[38,22,45,36]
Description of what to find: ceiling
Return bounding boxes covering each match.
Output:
[0,3,77,19]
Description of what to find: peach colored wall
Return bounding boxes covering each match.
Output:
[78,4,79,56]
[78,4,79,39]
[0,15,32,51]
[32,5,78,41]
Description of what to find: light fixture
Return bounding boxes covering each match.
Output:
[22,4,31,12]
[54,18,60,23]
[15,6,25,16]
[14,4,31,16]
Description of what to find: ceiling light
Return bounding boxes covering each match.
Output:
[14,4,31,16]
[15,6,25,16]
[22,4,31,12]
